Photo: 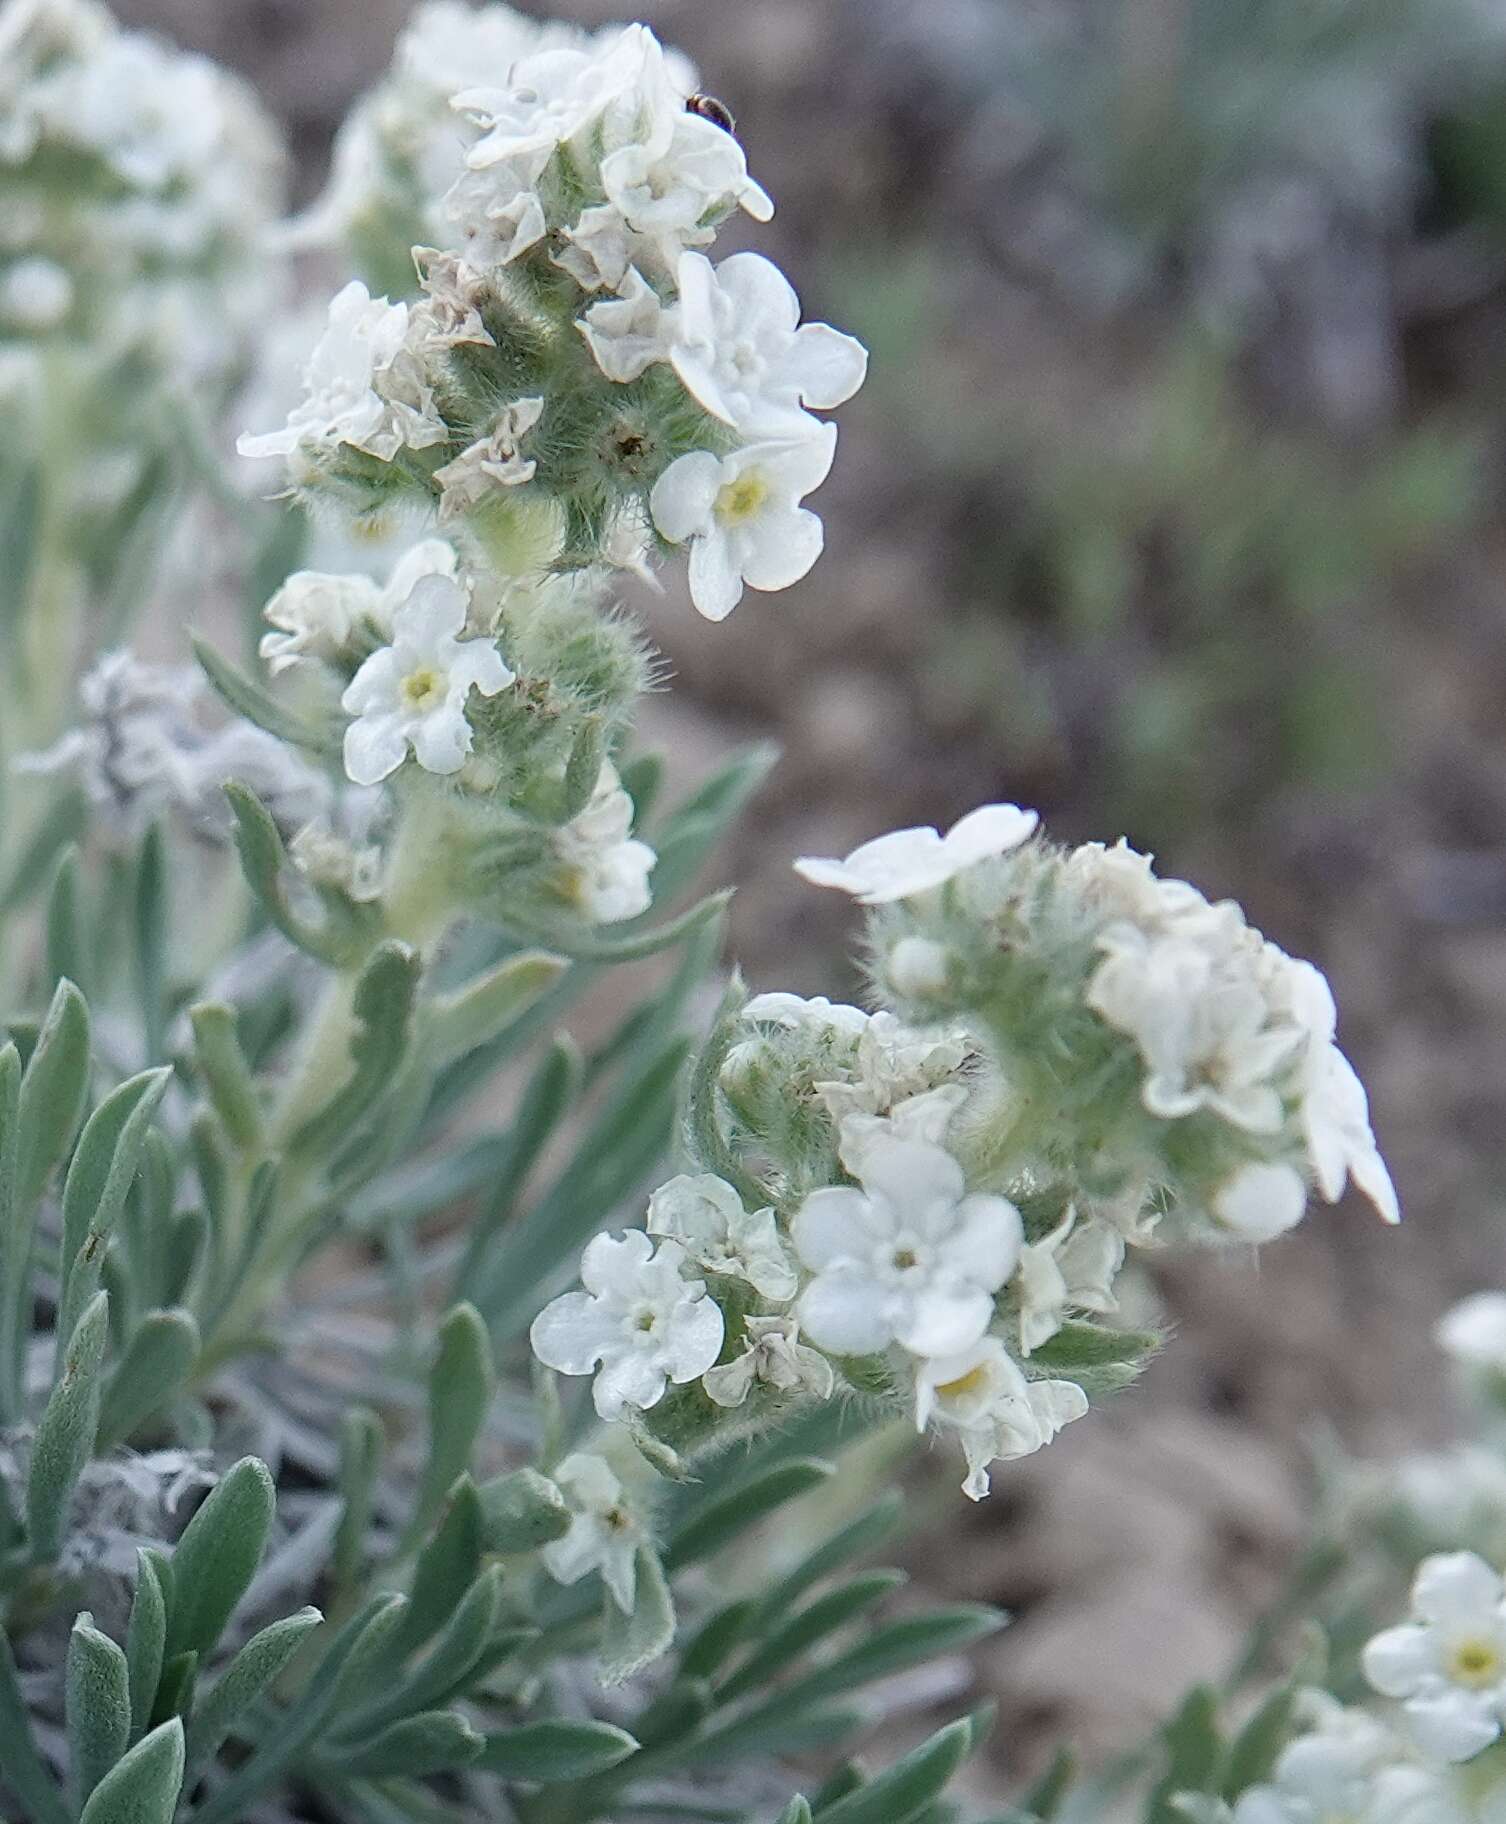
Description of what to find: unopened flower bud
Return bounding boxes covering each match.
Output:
[887,936,953,999]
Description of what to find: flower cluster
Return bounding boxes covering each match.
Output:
[0,0,284,393]
[240,12,866,617]
[532,800,1395,1502]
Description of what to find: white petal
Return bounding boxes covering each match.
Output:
[944,803,1039,863]
[663,1295,725,1381]
[1413,1551,1505,1625]
[593,1350,668,1419]
[530,1292,615,1376]
[791,1187,880,1270]
[686,528,745,621]
[649,450,722,543]
[410,706,473,775]
[343,713,408,786]
[1362,1624,1438,1697]
[784,322,868,409]
[449,639,515,697]
[895,1285,993,1359]
[949,1194,1025,1292]
[580,1229,654,1297]
[798,1272,894,1355]
[703,1349,759,1407]
[341,647,401,716]
[1212,1163,1308,1243]
[715,251,800,336]
[738,504,824,593]
[1405,1689,1501,1763]
[394,573,468,648]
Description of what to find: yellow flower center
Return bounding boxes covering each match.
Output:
[935,1364,992,1402]
[400,666,445,713]
[1450,1637,1502,1688]
[715,470,768,525]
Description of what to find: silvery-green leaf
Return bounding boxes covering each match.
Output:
[16,978,90,1216]
[477,1467,570,1553]
[66,1613,130,1809]
[185,1606,323,1769]
[77,1718,183,1824]
[600,1545,674,1688]
[26,1291,109,1561]
[0,1627,70,1824]
[96,1309,199,1453]
[164,1456,274,1659]
[475,1718,639,1781]
[405,1305,491,1550]
[664,1458,834,1572]
[812,1719,973,1824]
[393,1476,483,1659]
[125,1551,167,1743]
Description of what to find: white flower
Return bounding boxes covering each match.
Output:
[1228,1702,1455,1824]
[601,109,771,239]
[440,168,547,270]
[794,804,1040,905]
[1364,1552,1506,1763]
[1088,924,1305,1134]
[646,1174,797,1302]
[1211,1162,1310,1243]
[553,761,656,923]
[650,430,837,622]
[539,1453,641,1614]
[237,282,445,466]
[411,249,496,351]
[669,251,866,437]
[434,396,545,519]
[703,1315,834,1408]
[915,1339,1088,1500]
[791,1128,1021,1360]
[260,539,459,676]
[529,1230,725,1420]
[1438,1294,1506,1372]
[815,1012,971,1126]
[578,267,673,383]
[741,993,870,1038]
[1014,1211,1123,1355]
[340,574,513,785]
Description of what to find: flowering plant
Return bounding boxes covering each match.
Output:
[0,4,1404,1822]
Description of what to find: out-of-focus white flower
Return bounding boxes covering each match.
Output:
[1014,1211,1123,1355]
[539,1452,641,1614]
[703,1314,834,1408]
[915,1339,1088,1500]
[646,1173,797,1302]
[552,760,655,923]
[1212,1162,1310,1243]
[340,573,513,785]
[670,251,866,437]
[795,804,1040,905]
[791,1128,1021,1359]
[741,992,871,1037]
[578,267,673,383]
[260,539,459,675]
[238,282,446,466]
[1438,1294,1506,1372]
[1225,1700,1455,1824]
[0,255,72,330]
[650,429,836,621]
[1364,1552,1506,1763]
[434,396,544,518]
[529,1230,725,1420]
[289,820,385,903]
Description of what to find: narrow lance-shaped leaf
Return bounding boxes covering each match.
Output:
[426,950,567,1067]
[54,1066,171,1374]
[665,1458,834,1572]
[339,1566,501,1740]
[125,1551,168,1744]
[15,977,90,1217]
[185,1606,323,1771]
[222,781,371,967]
[66,1613,131,1810]
[335,1406,383,1598]
[134,824,167,1062]
[96,1308,200,1453]
[194,636,340,757]
[46,848,87,1001]
[476,1719,639,1781]
[27,1291,110,1562]
[323,1711,484,1779]
[164,1456,275,1660]
[0,1044,24,1422]
[404,1304,492,1550]
[78,1717,185,1824]
[813,1719,975,1824]
[291,941,421,1157]
[188,1003,263,1153]
[393,1477,483,1660]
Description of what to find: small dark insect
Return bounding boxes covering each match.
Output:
[685,92,736,135]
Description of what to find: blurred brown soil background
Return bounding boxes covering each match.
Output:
[119,0,1506,1785]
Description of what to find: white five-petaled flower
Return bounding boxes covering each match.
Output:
[791,1127,1022,1360]
[577,267,673,383]
[646,1173,797,1302]
[1363,1552,1506,1763]
[650,429,836,622]
[539,1453,641,1614]
[794,804,1040,905]
[530,1230,725,1420]
[237,281,445,466]
[1437,1293,1506,1373]
[552,760,655,924]
[814,1012,972,1127]
[1014,1211,1123,1355]
[703,1315,835,1409]
[601,110,771,240]
[339,573,513,785]
[914,1339,1088,1501]
[741,992,871,1038]
[260,539,458,675]
[434,396,545,519]
[670,251,866,437]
